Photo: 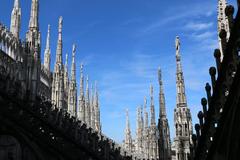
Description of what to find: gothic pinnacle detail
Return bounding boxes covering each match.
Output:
[68,44,77,117]
[173,36,193,160]
[157,68,171,160]
[218,0,230,60]
[124,108,132,153]
[150,84,156,126]
[94,81,101,132]
[10,0,21,39]
[158,67,166,118]
[29,0,39,29]
[85,75,91,126]
[52,16,65,110]
[175,36,187,107]
[78,63,85,122]
[44,25,51,72]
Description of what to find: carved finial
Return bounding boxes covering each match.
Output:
[72,44,76,56]
[59,16,63,32]
[158,67,162,85]
[14,0,20,8]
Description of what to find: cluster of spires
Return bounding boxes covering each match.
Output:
[123,35,194,160]
[124,68,171,159]
[10,0,101,132]
[9,0,231,158]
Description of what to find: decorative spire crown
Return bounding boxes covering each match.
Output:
[175,36,187,106]
[45,25,50,50]
[158,67,167,118]
[14,0,20,8]
[29,0,39,29]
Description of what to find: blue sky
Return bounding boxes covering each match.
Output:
[0,0,237,143]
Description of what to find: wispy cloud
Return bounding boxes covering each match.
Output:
[138,2,215,35]
[184,22,214,31]
[191,31,215,41]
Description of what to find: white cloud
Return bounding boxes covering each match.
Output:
[139,2,215,35]
[191,31,215,41]
[184,22,214,31]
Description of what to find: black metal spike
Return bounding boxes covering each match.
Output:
[192,134,197,148]
[219,29,227,57]
[205,83,212,106]
[209,67,217,91]
[201,98,208,115]
[225,5,235,32]
[214,49,221,74]
[198,111,204,128]
[195,124,201,138]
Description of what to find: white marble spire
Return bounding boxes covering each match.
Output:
[68,44,77,117]
[10,0,21,39]
[64,53,69,92]
[85,75,91,126]
[28,0,39,29]
[150,84,156,126]
[90,83,95,129]
[174,36,193,160]
[51,17,65,110]
[25,0,41,101]
[158,67,166,118]
[124,108,132,153]
[78,63,85,122]
[144,97,148,130]
[26,0,40,47]
[143,96,150,159]
[158,68,171,160]
[175,36,187,107]
[44,25,51,71]
[94,81,101,132]
[136,106,144,157]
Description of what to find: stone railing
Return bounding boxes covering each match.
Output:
[192,3,240,160]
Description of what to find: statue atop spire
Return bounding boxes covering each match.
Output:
[10,0,21,39]
[44,25,51,72]
[175,36,187,107]
[173,36,193,160]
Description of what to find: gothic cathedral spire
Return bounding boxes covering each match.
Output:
[51,17,65,110]
[78,64,85,122]
[85,75,91,126]
[10,0,21,39]
[94,82,101,132]
[68,44,77,117]
[124,109,132,153]
[176,36,187,107]
[44,25,51,72]
[150,84,156,126]
[157,68,171,160]
[25,0,41,101]
[158,68,166,118]
[173,36,193,160]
